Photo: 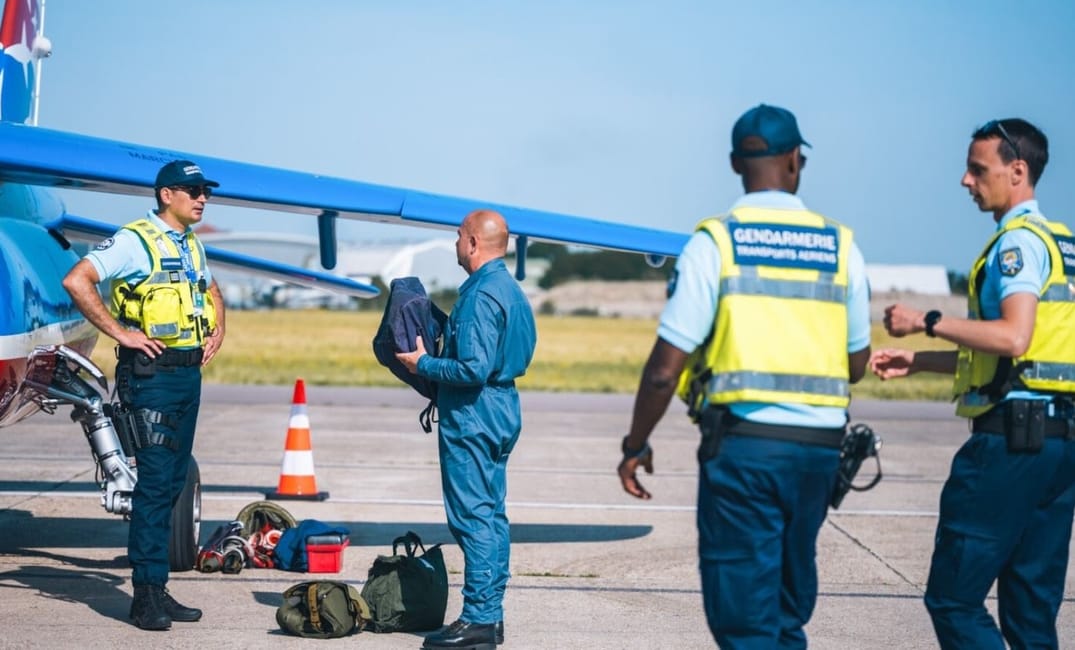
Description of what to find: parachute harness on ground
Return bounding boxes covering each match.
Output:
[197,501,297,573]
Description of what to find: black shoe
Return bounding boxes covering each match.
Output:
[422,619,497,649]
[129,585,171,631]
[495,620,504,645]
[159,587,202,622]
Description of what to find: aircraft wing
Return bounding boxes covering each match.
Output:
[51,214,380,299]
[0,122,688,261]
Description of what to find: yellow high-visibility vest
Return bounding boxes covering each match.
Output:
[954,214,1075,417]
[676,206,853,418]
[110,218,216,348]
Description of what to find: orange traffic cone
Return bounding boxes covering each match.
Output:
[266,379,329,501]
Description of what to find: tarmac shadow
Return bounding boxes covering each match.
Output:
[200,520,652,548]
[0,510,128,550]
[0,563,129,623]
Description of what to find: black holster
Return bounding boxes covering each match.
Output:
[972,399,1074,453]
[697,406,726,463]
[1006,398,1046,453]
[106,403,180,452]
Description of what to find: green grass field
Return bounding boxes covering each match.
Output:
[88,310,958,400]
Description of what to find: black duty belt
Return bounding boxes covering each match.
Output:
[722,415,845,449]
[972,402,1073,439]
[118,347,204,367]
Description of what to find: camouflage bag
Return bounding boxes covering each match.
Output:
[276,580,370,639]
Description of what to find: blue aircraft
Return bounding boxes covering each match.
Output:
[0,0,685,568]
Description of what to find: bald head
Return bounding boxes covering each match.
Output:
[456,209,510,274]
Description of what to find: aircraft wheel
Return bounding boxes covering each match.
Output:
[168,458,202,572]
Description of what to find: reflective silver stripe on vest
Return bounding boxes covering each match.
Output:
[1022,362,1075,382]
[721,276,846,303]
[1041,283,1075,302]
[144,270,183,283]
[708,371,849,397]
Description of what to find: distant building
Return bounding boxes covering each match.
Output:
[866,264,951,296]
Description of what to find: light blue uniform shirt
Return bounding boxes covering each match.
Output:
[85,210,213,287]
[659,191,871,428]
[976,199,1051,402]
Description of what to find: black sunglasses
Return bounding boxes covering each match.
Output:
[170,185,213,199]
[981,120,1021,161]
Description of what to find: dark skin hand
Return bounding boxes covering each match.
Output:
[618,339,688,500]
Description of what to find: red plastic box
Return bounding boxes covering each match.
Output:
[306,534,349,573]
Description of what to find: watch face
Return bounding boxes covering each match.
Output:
[925,310,941,336]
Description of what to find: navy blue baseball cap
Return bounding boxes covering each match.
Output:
[731,104,811,158]
[154,160,220,189]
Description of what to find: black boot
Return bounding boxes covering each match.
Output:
[160,587,202,622]
[129,585,171,631]
[422,619,497,649]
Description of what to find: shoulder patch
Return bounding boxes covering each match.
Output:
[998,247,1024,276]
[93,237,115,251]
[666,269,679,299]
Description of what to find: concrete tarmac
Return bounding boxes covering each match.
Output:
[1,386,1074,649]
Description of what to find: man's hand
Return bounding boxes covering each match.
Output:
[394,335,427,374]
[882,304,926,337]
[114,329,167,358]
[618,447,654,500]
[869,348,916,380]
[202,327,225,366]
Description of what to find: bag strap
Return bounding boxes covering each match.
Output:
[419,400,437,434]
[303,583,324,633]
[392,531,426,557]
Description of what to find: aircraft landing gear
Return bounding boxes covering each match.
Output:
[168,458,202,571]
[22,344,202,571]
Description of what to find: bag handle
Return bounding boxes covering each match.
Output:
[391,531,426,558]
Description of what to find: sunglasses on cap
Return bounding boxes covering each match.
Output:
[980,120,1021,161]
[169,185,213,199]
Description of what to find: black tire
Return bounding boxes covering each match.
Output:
[168,458,202,572]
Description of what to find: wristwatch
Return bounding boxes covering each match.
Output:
[621,435,651,460]
[924,310,942,338]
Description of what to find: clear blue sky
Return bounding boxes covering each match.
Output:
[40,0,1075,272]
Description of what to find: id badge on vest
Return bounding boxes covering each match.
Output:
[175,234,204,316]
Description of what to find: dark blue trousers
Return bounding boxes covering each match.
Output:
[925,432,1075,649]
[697,435,840,649]
[120,363,201,587]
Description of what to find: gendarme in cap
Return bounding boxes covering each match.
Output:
[154,160,220,189]
[731,104,811,158]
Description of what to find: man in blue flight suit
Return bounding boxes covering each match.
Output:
[396,208,537,650]
[871,118,1075,649]
[63,160,226,631]
[617,104,871,648]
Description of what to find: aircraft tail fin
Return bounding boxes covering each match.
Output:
[0,0,47,124]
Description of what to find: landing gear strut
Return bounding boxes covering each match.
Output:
[22,344,202,571]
